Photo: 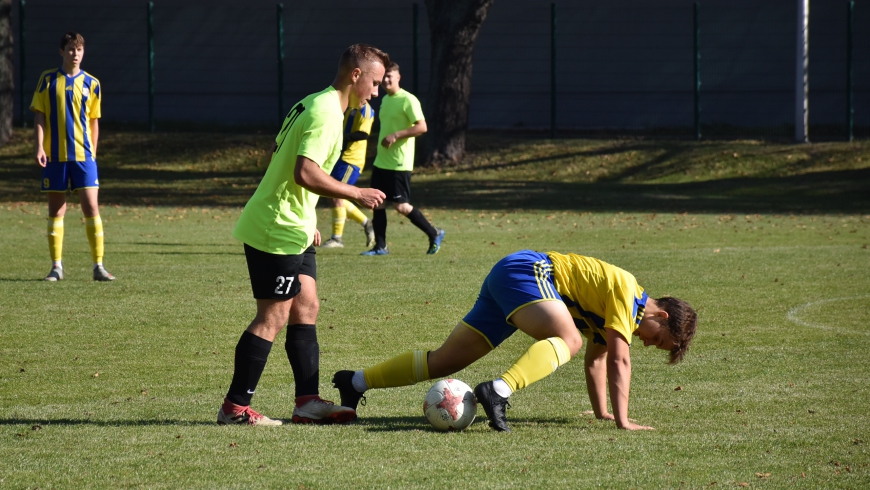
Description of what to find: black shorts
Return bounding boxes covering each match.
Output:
[370,166,412,203]
[244,244,317,300]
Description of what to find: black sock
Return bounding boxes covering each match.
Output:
[373,209,387,249]
[285,324,319,398]
[226,331,272,406]
[407,208,437,241]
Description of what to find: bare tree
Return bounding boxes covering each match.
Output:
[422,0,494,166]
[0,0,13,146]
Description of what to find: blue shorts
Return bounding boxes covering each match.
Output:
[329,159,361,185]
[461,250,562,348]
[41,160,99,192]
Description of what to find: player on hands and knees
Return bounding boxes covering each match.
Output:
[218,44,389,426]
[333,250,697,432]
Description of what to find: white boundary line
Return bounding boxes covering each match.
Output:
[786,295,870,335]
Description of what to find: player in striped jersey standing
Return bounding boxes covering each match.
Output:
[31,32,114,282]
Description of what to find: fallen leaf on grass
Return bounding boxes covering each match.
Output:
[674,386,683,391]
[755,472,770,478]
[737,483,749,487]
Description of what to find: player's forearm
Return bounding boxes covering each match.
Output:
[294,156,361,201]
[33,113,46,153]
[584,346,610,417]
[394,120,427,140]
[89,119,99,157]
[606,355,632,428]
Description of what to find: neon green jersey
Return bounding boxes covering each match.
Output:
[373,89,425,171]
[547,252,648,346]
[233,87,343,255]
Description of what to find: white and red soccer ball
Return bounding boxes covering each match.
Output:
[423,378,477,431]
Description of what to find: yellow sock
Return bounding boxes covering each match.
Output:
[344,200,367,225]
[332,205,347,238]
[500,337,571,392]
[85,215,104,264]
[363,350,430,389]
[47,217,64,263]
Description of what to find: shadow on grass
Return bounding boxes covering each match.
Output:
[413,168,870,214]
[355,416,576,432]
[0,418,216,427]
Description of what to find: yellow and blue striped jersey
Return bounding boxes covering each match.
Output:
[547,252,648,346]
[30,68,102,163]
[340,103,375,168]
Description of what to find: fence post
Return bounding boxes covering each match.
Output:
[795,0,809,143]
[147,1,155,132]
[846,0,853,142]
[412,3,419,95]
[550,2,556,138]
[277,3,285,123]
[18,0,25,127]
[693,2,701,141]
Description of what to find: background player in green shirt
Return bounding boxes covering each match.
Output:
[218,44,389,426]
[361,62,445,256]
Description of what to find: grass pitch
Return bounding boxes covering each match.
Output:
[1,129,868,488]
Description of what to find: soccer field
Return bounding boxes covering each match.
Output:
[1,130,868,488]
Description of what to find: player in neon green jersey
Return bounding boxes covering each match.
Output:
[218,44,389,426]
[320,102,376,249]
[362,62,444,256]
[31,32,113,282]
[333,250,697,432]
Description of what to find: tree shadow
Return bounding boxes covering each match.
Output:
[0,418,215,427]
[413,168,870,214]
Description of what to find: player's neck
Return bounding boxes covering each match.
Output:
[331,83,350,113]
[62,63,81,77]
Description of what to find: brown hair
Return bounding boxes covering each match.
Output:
[655,296,697,364]
[386,61,400,73]
[338,44,390,74]
[60,32,85,50]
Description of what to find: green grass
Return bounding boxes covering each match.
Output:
[1,128,869,488]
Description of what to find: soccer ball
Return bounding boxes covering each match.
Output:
[423,378,477,431]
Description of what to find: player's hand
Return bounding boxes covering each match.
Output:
[381,133,398,148]
[35,148,47,168]
[583,410,616,421]
[355,188,386,210]
[313,228,322,247]
[618,422,655,431]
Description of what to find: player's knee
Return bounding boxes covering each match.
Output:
[394,202,412,215]
[560,331,583,357]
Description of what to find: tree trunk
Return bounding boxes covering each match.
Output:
[0,0,13,146]
[422,0,494,166]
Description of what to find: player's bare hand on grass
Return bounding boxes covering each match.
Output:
[583,410,617,421]
[355,188,385,209]
[619,422,655,431]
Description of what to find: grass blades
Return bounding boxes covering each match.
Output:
[0,129,868,488]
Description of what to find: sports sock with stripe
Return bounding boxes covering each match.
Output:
[84,215,104,264]
[500,337,572,393]
[363,349,430,389]
[344,200,368,225]
[47,216,64,264]
[331,206,346,239]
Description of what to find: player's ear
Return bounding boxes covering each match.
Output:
[351,67,362,83]
[657,310,669,320]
